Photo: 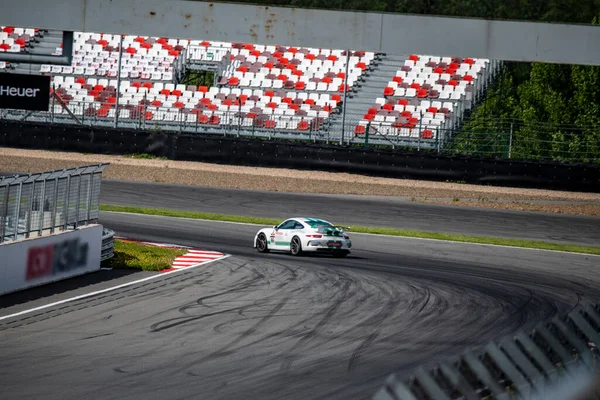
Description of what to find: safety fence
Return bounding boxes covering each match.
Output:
[374,302,600,400]
[0,164,109,244]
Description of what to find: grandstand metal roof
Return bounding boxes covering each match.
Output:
[2,0,600,65]
[0,164,110,187]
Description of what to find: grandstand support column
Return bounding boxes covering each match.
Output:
[114,34,124,129]
[340,49,350,145]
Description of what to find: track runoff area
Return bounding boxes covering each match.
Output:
[1,206,599,399]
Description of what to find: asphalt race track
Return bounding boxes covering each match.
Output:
[1,212,599,399]
[100,180,600,245]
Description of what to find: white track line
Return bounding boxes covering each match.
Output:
[102,211,600,257]
[0,255,231,322]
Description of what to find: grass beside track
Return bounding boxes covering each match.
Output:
[101,239,187,271]
[99,204,600,256]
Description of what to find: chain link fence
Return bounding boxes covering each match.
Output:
[0,164,109,244]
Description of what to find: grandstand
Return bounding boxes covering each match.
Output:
[0,26,501,149]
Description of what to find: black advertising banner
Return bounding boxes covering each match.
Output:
[0,72,50,111]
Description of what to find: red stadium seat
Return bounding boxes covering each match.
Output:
[297,121,309,130]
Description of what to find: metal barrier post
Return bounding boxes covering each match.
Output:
[85,173,93,225]
[508,122,514,159]
[63,174,71,231]
[25,180,35,239]
[12,182,22,241]
[50,177,59,234]
[0,186,9,243]
[74,172,83,229]
[37,177,46,236]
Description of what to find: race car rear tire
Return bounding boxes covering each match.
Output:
[290,236,303,256]
[256,233,270,253]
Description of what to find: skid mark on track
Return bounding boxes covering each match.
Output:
[150,307,243,332]
[347,333,379,372]
[209,297,290,358]
[279,279,353,372]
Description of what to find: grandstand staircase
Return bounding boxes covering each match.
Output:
[10,29,61,75]
[327,54,406,141]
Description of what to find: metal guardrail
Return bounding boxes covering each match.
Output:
[0,164,110,243]
[374,302,600,400]
[101,227,115,261]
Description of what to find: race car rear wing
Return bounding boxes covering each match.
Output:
[333,226,351,232]
[317,225,351,233]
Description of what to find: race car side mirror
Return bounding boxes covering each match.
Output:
[273,225,278,230]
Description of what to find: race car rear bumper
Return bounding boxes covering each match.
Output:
[305,239,351,252]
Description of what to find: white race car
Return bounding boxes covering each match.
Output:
[254,217,352,257]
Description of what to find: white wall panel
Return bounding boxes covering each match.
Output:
[1,0,599,65]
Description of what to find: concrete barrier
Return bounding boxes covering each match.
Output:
[0,224,103,295]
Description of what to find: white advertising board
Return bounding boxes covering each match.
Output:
[0,225,103,295]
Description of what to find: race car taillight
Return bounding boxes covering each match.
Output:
[343,234,349,239]
[306,234,322,238]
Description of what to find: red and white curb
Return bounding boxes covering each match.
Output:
[113,236,228,272]
[166,249,227,272]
